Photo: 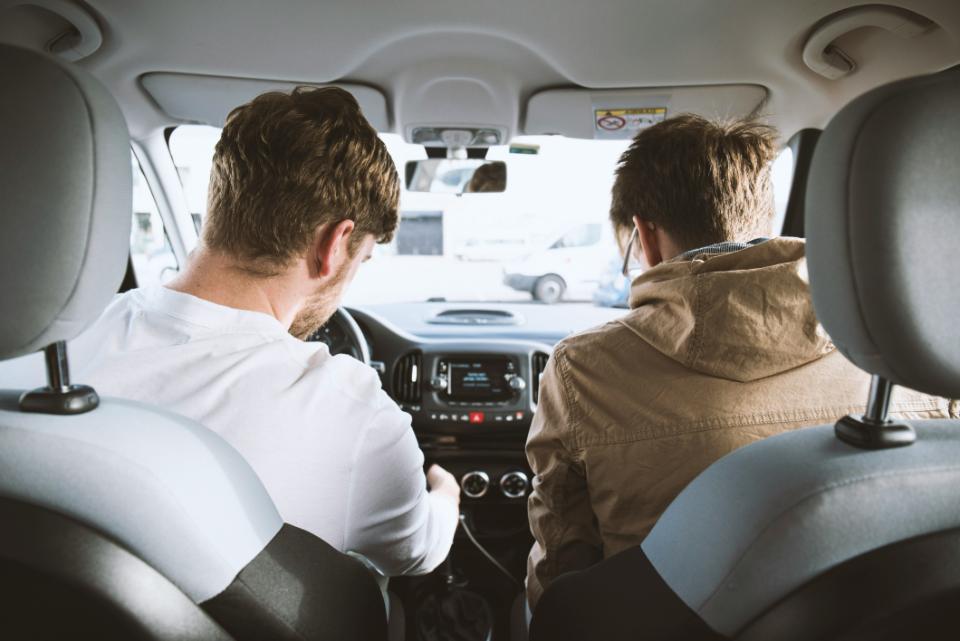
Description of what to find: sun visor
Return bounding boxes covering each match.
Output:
[524,84,768,140]
[141,72,389,130]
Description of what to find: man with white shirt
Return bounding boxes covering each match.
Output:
[16,86,460,577]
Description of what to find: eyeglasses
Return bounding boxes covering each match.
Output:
[621,227,639,277]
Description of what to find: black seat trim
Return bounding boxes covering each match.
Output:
[202,524,388,641]
[0,496,232,641]
[529,544,725,641]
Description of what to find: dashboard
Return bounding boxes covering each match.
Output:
[344,306,553,503]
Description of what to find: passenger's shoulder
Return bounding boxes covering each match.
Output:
[556,314,645,359]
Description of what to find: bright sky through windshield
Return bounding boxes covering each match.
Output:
[168,127,791,306]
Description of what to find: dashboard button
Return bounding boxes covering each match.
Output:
[460,414,470,421]
[500,471,529,499]
[461,471,490,498]
[468,411,485,424]
[439,413,449,421]
[493,414,504,422]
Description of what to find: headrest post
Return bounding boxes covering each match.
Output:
[19,341,99,416]
[864,374,894,424]
[834,375,915,450]
[43,341,72,393]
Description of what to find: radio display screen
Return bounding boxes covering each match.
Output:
[447,358,512,401]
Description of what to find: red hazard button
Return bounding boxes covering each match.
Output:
[468,412,485,424]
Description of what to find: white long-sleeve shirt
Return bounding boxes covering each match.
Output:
[0,286,457,576]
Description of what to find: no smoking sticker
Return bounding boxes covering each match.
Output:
[594,107,667,139]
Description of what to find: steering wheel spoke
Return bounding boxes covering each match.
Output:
[305,308,371,364]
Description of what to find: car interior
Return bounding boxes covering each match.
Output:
[0,1,959,640]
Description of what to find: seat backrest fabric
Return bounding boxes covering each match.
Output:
[0,391,284,603]
[0,43,131,360]
[805,64,960,398]
[641,420,960,636]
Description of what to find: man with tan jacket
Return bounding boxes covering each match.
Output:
[525,114,955,609]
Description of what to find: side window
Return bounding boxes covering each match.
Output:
[771,146,795,236]
[131,153,178,284]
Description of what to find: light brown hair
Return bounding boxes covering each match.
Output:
[204,86,400,274]
[610,114,778,251]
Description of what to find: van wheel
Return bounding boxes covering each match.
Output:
[533,275,565,304]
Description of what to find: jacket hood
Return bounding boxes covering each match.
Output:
[624,237,833,382]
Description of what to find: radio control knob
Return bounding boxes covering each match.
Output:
[430,376,448,391]
[461,471,490,499]
[508,376,527,391]
[499,471,529,499]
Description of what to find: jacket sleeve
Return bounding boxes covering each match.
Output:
[525,344,603,610]
[342,401,459,577]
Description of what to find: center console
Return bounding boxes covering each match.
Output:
[384,341,551,641]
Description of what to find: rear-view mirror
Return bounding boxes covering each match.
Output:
[405,159,507,194]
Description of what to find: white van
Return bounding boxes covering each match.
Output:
[502,223,618,303]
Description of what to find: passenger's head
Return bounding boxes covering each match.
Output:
[610,114,777,267]
[203,86,399,336]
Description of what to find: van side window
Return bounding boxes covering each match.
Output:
[130,152,178,284]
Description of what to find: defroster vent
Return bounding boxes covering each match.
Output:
[393,351,423,404]
[532,352,550,405]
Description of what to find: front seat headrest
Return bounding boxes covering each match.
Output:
[806,65,960,399]
[0,44,131,361]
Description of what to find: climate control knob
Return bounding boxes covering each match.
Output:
[499,471,529,499]
[508,376,527,391]
[461,471,490,499]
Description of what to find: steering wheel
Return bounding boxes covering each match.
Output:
[305,308,371,364]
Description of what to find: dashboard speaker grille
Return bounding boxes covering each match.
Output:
[532,352,549,405]
[393,351,423,404]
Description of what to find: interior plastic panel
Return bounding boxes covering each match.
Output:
[524,84,768,139]
[141,72,390,130]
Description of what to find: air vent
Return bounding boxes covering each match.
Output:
[532,352,550,405]
[393,351,423,404]
[427,309,523,326]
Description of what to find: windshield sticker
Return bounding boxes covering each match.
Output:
[593,107,667,140]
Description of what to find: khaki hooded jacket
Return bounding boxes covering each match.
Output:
[525,237,955,608]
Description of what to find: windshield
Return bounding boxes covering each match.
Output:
[168,126,791,307]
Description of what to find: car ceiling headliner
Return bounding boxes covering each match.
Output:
[54,0,960,140]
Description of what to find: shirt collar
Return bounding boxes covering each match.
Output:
[136,285,291,337]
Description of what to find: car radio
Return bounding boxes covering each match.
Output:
[431,357,526,403]
[400,352,536,433]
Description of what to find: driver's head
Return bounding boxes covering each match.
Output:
[610,114,777,267]
[203,86,399,336]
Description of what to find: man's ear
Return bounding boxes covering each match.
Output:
[634,216,663,268]
[310,219,356,279]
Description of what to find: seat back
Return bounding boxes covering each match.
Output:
[530,64,960,641]
[0,43,386,640]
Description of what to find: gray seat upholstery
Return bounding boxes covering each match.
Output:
[0,43,386,640]
[530,65,960,641]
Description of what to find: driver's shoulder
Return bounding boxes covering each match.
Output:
[295,348,396,414]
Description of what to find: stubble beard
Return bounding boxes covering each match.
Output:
[289,266,349,340]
